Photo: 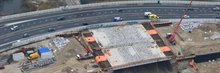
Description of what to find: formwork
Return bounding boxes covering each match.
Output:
[89,24,170,70]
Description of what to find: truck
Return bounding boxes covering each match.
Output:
[144,12,159,19]
[76,52,94,60]
[166,33,176,45]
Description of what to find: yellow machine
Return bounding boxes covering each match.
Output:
[144,12,159,19]
[148,14,159,19]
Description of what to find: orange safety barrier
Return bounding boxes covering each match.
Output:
[95,56,107,63]
[160,46,171,52]
[147,29,158,35]
[85,37,96,42]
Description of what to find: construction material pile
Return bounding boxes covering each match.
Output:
[21,58,56,71]
[52,37,70,50]
[210,32,220,40]
[180,22,203,32]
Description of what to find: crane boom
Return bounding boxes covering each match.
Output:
[172,0,193,38]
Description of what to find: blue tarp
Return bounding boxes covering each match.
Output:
[38,48,50,56]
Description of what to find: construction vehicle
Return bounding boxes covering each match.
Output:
[76,52,94,60]
[144,12,159,19]
[166,0,192,45]
[112,17,123,22]
[0,64,4,70]
[166,33,176,45]
[188,59,199,71]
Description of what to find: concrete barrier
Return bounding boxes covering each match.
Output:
[0,1,219,23]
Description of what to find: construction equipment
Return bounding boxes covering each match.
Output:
[166,0,193,45]
[166,33,176,45]
[0,64,5,70]
[144,12,159,19]
[188,59,198,71]
[76,52,94,60]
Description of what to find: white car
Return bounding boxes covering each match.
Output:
[144,12,152,16]
[213,7,220,11]
[113,17,123,22]
[10,25,18,31]
[183,15,190,19]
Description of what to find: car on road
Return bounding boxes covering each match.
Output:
[112,17,123,22]
[213,7,220,11]
[57,17,66,21]
[183,15,190,19]
[10,25,18,31]
[82,23,89,25]
[216,15,220,18]
[23,33,30,38]
[117,9,123,12]
[48,28,56,32]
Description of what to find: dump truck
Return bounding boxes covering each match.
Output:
[144,12,159,19]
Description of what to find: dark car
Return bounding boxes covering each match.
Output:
[57,17,65,21]
[48,28,56,32]
[117,9,123,12]
[216,15,220,18]
[23,33,30,38]
[185,8,194,11]
[82,23,89,25]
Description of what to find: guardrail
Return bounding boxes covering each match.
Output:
[0,1,219,23]
[0,19,220,52]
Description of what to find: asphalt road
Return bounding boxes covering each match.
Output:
[0,3,219,49]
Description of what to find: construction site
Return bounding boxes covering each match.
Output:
[1,1,220,73]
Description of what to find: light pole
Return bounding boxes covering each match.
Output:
[157,0,160,4]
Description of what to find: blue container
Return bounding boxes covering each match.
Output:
[38,48,50,56]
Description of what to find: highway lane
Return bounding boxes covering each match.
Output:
[0,12,218,45]
[0,4,219,50]
[0,6,218,36]
[0,4,217,25]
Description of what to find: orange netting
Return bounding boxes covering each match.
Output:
[95,56,107,63]
[160,46,171,52]
[85,37,96,42]
[147,29,158,35]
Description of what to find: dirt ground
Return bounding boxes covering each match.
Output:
[156,22,220,56]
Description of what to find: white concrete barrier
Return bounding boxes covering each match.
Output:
[0,1,219,22]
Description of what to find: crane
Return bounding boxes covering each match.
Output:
[166,0,193,45]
